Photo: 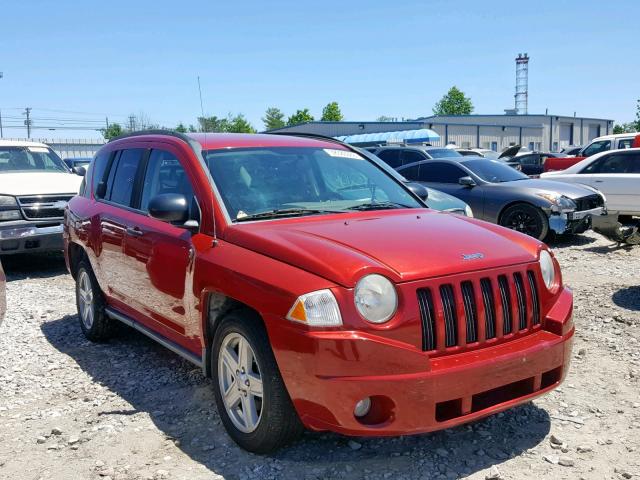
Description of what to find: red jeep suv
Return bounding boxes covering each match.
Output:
[64,131,574,453]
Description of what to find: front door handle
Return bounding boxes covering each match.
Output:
[594,180,604,183]
[126,226,144,237]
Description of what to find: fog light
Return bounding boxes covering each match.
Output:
[354,397,371,418]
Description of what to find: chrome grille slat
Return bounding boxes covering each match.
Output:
[527,271,541,325]
[417,288,436,351]
[461,281,478,343]
[440,285,458,348]
[480,278,496,339]
[513,273,527,330]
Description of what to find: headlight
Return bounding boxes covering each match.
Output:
[536,192,576,212]
[0,210,22,221]
[286,289,342,327]
[354,274,398,323]
[539,250,556,290]
[464,204,474,217]
[0,195,18,207]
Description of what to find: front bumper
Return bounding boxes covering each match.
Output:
[272,287,574,436]
[0,224,64,254]
[549,206,605,235]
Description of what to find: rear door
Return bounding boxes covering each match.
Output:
[578,152,640,213]
[95,148,147,296]
[120,146,200,353]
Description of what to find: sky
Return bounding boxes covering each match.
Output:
[0,0,638,139]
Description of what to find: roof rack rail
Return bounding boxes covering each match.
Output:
[108,129,193,144]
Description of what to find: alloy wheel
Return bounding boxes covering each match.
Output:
[78,270,94,330]
[217,332,264,433]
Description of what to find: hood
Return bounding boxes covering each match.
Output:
[501,178,596,199]
[0,172,82,196]
[498,145,522,159]
[224,210,540,287]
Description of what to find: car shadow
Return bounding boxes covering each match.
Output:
[1,252,68,282]
[42,314,551,479]
[546,233,596,249]
[612,286,640,312]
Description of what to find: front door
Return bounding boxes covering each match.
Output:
[121,147,200,353]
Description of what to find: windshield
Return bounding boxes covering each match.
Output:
[463,159,529,183]
[0,146,68,173]
[204,147,422,220]
[426,148,462,158]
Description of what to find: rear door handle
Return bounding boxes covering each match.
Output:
[126,226,144,237]
[594,180,604,183]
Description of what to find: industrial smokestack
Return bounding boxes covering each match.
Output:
[515,53,529,115]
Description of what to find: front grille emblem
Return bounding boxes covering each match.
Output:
[462,252,484,260]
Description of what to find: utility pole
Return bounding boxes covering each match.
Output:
[128,114,136,131]
[24,107,32,139]
[105,116,109,129]
[0,72,3,138]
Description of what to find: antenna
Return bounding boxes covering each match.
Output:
[197,76,218,246]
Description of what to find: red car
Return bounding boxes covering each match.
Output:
[64,131,574,453]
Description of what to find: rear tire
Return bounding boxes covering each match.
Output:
[211,311,303,453]
[499,203,549,241]
[75,260,113,341]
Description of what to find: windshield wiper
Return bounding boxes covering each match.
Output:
[235,208,347,222]
[347,201,414,211]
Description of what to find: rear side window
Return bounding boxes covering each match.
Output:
[376,149,402,168]
[617,139,633,149]
[419,162,466,183]
[91,152,110,197]
[583,153,639,174]
[107,149,145,207]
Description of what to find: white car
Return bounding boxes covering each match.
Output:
[0,140,84,254]
[578,132,640,158]
[541,148,640,216]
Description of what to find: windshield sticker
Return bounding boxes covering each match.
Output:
[27,147,50,153]
[323,149,362,160]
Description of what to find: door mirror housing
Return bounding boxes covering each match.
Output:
[72,166,86,177]
[405,182,429,202]
[148,193,189,223]
[458,176,476,187]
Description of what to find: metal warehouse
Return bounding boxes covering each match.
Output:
[269,113,613,151]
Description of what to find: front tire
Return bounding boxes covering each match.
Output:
[75,260,113,341]
[212,311,303,453]
[499,203,549,241]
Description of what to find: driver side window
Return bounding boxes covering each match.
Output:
[419,162,466,183]
[582,140,611,157]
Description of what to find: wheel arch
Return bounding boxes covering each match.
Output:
[67,242,88,280]
[497,200,549,225]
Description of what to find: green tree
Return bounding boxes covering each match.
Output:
[432,86,474,115]
[227,114,256,133]
[287,108,314,126]
[175,122,187,133]
[188,124,198,133]
[613,123,637,134]
[636,99,640,131]
[376,115,394,122]
[101,123,123,140]
[321,102,343,121]
[197,115,230,132]
[262,107,286,130]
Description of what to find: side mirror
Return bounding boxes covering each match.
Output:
[458,176,476,187]
[405,182,429,202]
[72,166,86,177]
[148,193,189,223]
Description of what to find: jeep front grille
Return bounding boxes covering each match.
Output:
[417,267,542,353]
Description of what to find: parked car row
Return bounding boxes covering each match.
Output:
[61,131,575,453]
[366,145,605,240]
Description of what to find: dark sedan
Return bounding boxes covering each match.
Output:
[505,152,567,177]
[397,157,606,240]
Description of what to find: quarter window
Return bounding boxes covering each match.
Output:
[107,149,145,207]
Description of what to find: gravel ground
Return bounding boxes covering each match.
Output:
[0,231,639,480]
